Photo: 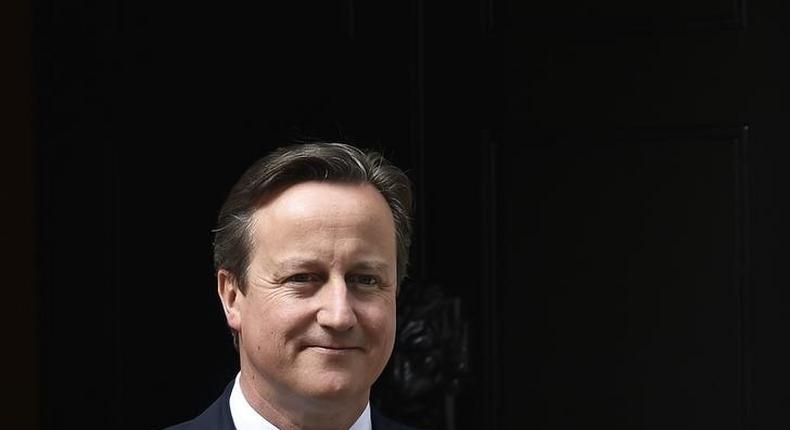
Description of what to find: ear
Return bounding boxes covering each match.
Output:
[217,269,243,332]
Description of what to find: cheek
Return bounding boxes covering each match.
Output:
[361,301,397,344]
[240,299,286,341]
[246,299,315,341]
[362,304,397,377]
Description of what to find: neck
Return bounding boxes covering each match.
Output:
[238,369,369,430]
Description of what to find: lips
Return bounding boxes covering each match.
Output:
[310,345,360,350]
[305,344,363,353]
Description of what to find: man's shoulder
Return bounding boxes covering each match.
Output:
[162,419,197,430]
[162,381,236,430]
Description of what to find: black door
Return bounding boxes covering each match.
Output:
[33,1,790,429]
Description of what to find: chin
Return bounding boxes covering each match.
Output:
[304,375,365,400]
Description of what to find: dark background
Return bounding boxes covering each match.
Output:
[5,0,790,428]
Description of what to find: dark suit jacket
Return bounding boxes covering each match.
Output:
[164,381,416,430]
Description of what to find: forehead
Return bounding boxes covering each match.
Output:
[257,180,392,221]
[249,181,396,248]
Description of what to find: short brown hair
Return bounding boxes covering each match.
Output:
[213,142,413,295]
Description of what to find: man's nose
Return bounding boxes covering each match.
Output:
[316,278,357,331]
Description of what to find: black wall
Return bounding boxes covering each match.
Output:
[30,0,790,429]
[4,0,37,428]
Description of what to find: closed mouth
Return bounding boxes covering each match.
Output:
[308,345,361,352]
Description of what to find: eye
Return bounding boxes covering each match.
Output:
[286,273,320,284]
[347,274,380,287]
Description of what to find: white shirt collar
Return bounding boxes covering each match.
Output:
[229,372,372,430]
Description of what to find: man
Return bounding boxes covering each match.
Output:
[166,142,417,430]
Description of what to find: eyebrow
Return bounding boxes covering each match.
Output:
[273,258,323,272]
[273,258,391,273]
[349,260,391,273]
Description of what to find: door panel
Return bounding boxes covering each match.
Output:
[498,129,748,428]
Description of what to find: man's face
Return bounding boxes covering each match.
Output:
[221,181,398,404]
